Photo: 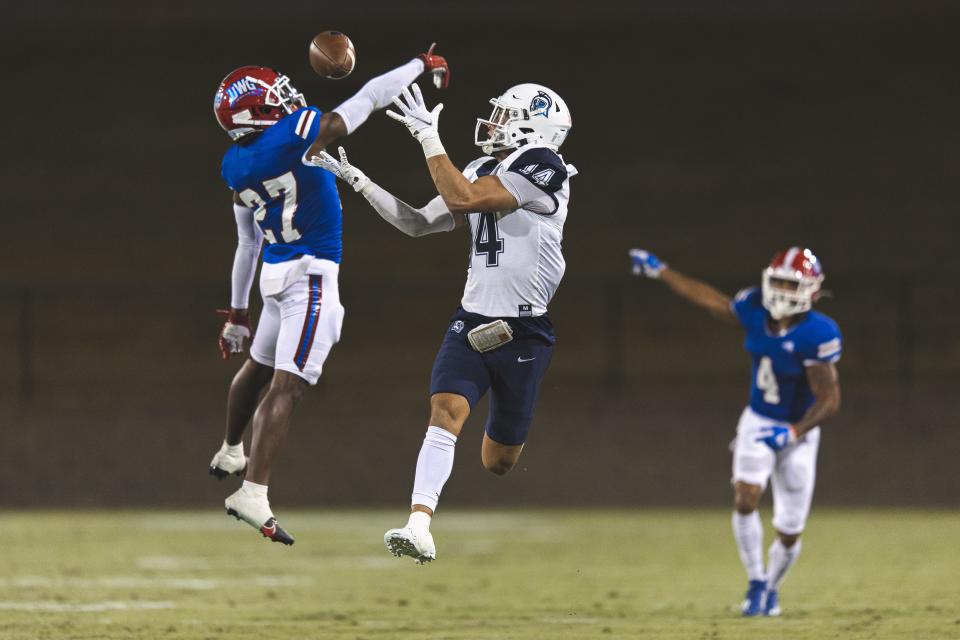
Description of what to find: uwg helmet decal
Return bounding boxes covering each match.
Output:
[224,76,266,107]
[529,91,553,118]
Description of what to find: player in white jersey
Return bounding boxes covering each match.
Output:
[315,82,574,563]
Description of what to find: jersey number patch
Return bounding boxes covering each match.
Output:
[756,356,781,404]
[474,212,504,267]
[238,172,302,244]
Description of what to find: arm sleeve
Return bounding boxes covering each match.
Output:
[358,182,454,237]
[230,204,263,309]
[497,172,557,215]
[800,321,843,365]
[500,148,569,215]
[730,287,760,327]
[332,58,425,134]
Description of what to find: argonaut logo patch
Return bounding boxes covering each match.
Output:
[529,91,553,117]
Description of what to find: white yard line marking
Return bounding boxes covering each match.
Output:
[135,555,210,570]
[2,575,311,590]
[0,601,174,612]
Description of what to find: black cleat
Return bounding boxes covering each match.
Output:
[209,465,245,480]
[259,517,295,546]
[225,509,294,546]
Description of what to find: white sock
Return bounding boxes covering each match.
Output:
[732,511,765,582]
[242,480,268,497]
[224,441,243,455]
[411,426,457,513]
[407,511,432,530]
[767,538,802,589]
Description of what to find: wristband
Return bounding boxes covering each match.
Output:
[419,130,446,159]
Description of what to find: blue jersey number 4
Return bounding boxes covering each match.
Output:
[474,213,504,267]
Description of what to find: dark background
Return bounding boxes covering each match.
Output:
[1,1,957,507]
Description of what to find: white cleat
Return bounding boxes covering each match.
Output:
[209,441,248,479]
[224,487,294,545]
[384,526,436,564]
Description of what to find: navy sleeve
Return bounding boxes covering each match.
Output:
[506,147,568,195]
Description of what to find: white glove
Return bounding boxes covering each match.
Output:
[217,309,251,359]
[386,84,446,158]
[311,146,370,193]
[221,323,250,355]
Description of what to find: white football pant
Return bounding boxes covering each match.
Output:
[250,258,345,385]
[731,406,820,535]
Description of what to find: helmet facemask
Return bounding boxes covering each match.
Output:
[474,99,526,155]
[263,74,306,114]
[761,270,822,320]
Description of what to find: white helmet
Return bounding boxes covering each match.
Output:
[475,83,571,155]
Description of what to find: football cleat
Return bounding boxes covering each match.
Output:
[384,526,436,564]
[764,589,782,617]
[741,579,767,616]
[224,488,294,545]
[209,441,248,479]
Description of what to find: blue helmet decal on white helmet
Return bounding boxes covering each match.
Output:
[530,91,553,118]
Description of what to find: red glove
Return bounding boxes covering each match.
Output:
[216,308,252,360]
[418,43,450,89]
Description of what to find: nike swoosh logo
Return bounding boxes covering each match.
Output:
[517,356,536,363]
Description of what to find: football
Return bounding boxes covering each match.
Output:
[309,30,356,79]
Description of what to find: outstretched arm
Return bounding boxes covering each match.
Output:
[307,46,450,156]
[630,249,736,323]
[386,84,518,214]
[311,146,464,237]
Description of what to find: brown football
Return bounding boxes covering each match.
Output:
[309,31,356,79]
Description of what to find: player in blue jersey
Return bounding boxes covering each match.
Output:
[629,246,842,616]
[207,49,450,545]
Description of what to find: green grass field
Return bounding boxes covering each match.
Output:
[0,509,957,639]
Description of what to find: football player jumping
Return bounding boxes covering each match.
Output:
[629,247,842,616]
[209,48,449,545]
[314,83,575,563]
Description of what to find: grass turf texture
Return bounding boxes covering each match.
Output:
[0,509,957,639]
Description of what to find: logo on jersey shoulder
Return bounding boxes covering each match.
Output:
[517,164,557,187]
[224,76,265,106]
[782,341,795,353]
[530,91,553,118]
[451,320,465,333]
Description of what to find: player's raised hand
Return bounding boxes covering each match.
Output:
[755,424,797,451]
[217,309,252,360]
[386,84,443,142]
[418,43,450,89]
[629,249,666,278]
[311,147,370,192]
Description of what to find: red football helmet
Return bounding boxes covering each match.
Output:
[213,66,306,141]
[762,247,825,319]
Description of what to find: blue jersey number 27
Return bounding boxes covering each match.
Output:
[238,172,301,244]
[474,212,504,267]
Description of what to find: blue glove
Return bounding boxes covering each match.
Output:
[629,249,665,278]
[755,425,797,451]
